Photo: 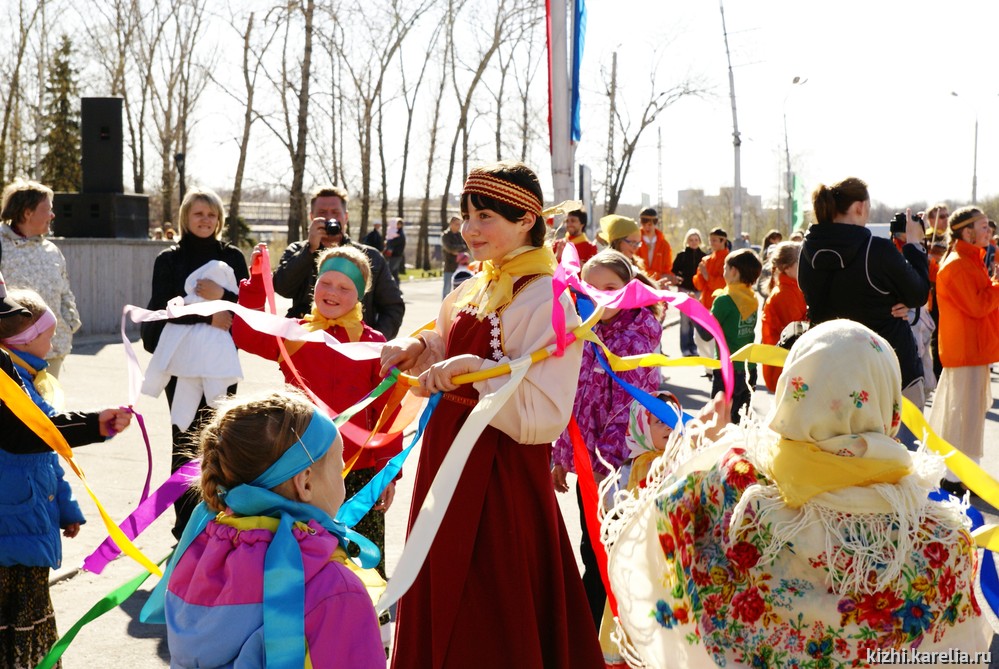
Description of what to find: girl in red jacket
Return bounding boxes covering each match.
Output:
[232,244,401,575]
[760,241,806,392]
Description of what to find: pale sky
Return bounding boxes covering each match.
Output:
[576,0,999,210]
[181,0,999,214]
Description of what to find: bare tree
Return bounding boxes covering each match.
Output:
[328,0,434,238]
[603,59,704,214]
[416,1,459,271]
[257,0,316,243]
[396,19,442,220]
[511,8,545,163]
[0,0,43,184]
[438,0,515,226]
[215,10,281,245]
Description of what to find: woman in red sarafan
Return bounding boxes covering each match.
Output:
[380,160,602,668]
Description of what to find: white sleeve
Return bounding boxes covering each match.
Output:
[473,278,582,444]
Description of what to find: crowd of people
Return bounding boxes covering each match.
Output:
[1,164,998,668]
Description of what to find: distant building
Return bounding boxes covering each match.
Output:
[677,187,763,217]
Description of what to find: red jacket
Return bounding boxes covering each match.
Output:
[692,248,728,309]
[935,239,999,367]
[760,273,807,392]
[231,274,403,471]
[637,229,673,280]
[554,234,597,266]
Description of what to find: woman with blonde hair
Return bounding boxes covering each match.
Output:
[0,180,81,377]
[140,188,248,539]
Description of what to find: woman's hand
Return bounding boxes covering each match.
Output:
[63,523,81,539]
[698,259,709,280]
[697,391,731,445]
[211,311,234,330]
[99,408,133,438]
[195,278,225,301]
[374,481,396,512]
[379,336,425,377]
[418,354,484,394]
[551,464,569,494]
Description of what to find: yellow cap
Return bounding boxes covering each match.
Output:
[598,215,639,244]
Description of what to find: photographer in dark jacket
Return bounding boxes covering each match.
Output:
[798,177,930,406]
[272,186,405,338]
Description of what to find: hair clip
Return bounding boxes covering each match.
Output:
[290,428,316,464]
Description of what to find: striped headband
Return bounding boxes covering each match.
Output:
[462,172,543,218]
[951,214,986,232]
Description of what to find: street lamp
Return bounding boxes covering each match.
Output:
[783,76,807,233]
[950,92,980,204]
[174,152,187,204]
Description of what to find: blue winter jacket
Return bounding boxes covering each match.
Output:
[0,448,86,568]
[0,348,86,568]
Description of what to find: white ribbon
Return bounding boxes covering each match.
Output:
[376,357,531,613]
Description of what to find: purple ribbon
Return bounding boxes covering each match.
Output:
[81,460,200,574]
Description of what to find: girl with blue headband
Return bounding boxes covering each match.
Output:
[159,389,384,667]
[232,244,402,577]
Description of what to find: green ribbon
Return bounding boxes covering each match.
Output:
[35,557,168,669]
[332,367,399,427]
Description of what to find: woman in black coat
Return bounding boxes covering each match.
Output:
[140,189,248,539]
[798,177,929,406]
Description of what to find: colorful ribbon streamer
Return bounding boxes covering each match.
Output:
[34,563,164,669]
[81,460,200,574]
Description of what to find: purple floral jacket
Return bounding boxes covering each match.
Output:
[553,307,662,476]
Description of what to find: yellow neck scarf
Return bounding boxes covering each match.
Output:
[566,233,589,245]
[302,303,364,342]
[770,438,911,508]
[281,303,364,362]
[1,346,65,411]
[720,281,759,319]
[455,246,557,319]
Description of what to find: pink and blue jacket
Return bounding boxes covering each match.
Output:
[165,515,384,668]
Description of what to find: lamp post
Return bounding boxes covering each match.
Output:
[783,76,806,233]
[950,91,979,204]
[174,152,187,204]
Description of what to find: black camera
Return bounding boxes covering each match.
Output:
[890,212,923,235]
[323,219,342,236]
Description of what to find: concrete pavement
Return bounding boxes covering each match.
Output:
[45,277,999,666]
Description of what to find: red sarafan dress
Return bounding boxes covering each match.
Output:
[391,274,603,669]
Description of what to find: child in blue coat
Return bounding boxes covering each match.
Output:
[0,277,132,668]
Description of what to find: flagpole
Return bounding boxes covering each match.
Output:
[548,0,573,204]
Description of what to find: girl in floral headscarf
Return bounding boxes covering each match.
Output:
[603,319,991,668]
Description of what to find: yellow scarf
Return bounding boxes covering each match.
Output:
[1,346,65,411]
[566,233,590,245]
[455,246,557,319]
[716,281,758,320]
[281,303,364,360]
[770,437,911,508]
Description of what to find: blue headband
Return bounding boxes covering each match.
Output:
[251,408,337,490]
[317,256,366,300]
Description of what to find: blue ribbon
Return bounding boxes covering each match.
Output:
[337,392,442,528]
[140,408,378,669]
[589,341,693,433]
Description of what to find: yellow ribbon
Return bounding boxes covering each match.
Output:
[454,246,557,319]
[0,370,161,575]
[770,438,911,508]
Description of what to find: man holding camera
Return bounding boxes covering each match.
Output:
[272,186,405,338]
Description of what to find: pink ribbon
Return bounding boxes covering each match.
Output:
[552,244,734,401]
